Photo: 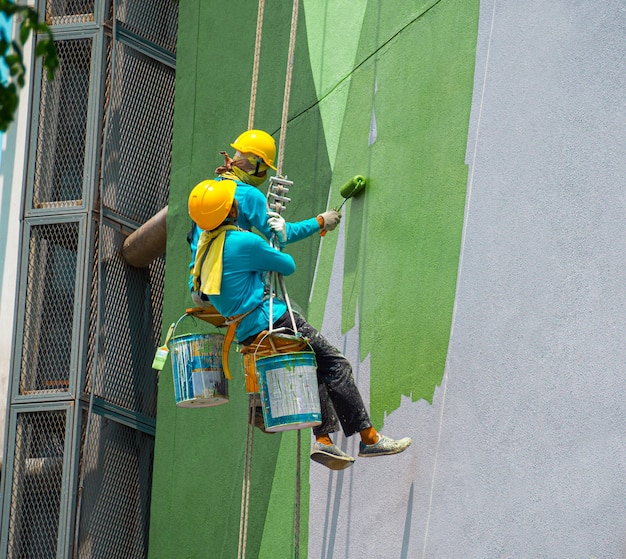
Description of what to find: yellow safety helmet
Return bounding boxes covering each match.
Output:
[188,179,237,231]
[230,129,277,170]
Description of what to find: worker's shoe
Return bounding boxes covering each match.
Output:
[358,434,412,458]
[310,442,355,471]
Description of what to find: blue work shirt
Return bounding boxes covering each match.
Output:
[188,178,320,290]
[208,229,296,342]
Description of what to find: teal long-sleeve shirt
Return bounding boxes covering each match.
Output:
[188,178,320,291]
[208,229,296,342]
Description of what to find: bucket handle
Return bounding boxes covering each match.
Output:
[157,312,202,354]
[168,311,203,344]
[251,328,314,364]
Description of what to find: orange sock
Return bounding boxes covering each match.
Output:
[359,427,380,446]
[316,434,333,446]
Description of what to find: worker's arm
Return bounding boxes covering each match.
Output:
[240,233,296,276]
[243,185,322,244]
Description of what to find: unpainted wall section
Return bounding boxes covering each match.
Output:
[308,1,626,557]
[418,1,625,556]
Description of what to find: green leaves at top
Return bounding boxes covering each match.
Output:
[0,0,58,131]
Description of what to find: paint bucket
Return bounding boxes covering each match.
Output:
[169,333,228,407]
[241,332,310,394]
[255,351,321,432]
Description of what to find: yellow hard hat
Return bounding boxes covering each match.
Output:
[230,129,277,170]
[188,179,237,231]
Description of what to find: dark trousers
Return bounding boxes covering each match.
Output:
[269,312,372,437]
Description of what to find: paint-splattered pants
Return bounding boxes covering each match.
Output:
[270,312,372,437]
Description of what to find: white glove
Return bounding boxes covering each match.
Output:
[317,210,341,232]
[267,211,287,242]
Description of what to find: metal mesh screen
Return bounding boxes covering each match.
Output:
[83,221,162,418]
[116,0,178,52]
[2,3,177,556]
[32,38,92,210]
[5,410,66,559]
[20,222,80,395]
[45,0,95,25]
[76,410,154,559]
[101,40,174,224]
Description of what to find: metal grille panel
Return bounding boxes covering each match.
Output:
[6,410,66,559]
[20,222,80,395]
[84,221,161,417]
[2,4,177,556]
[117,0,178,52]
[76,410,154,559]
[101,40,174,223]
[32,38,92,210]
[45,0,95,25]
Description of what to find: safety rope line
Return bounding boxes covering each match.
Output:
[247,0,265,129]
[239,1,265,552]
[279,5,304,553]
[238,401,256,559]
[275,0,299,176]
[294,429,302,559]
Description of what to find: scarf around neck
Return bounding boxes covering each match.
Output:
[191,224,238,296]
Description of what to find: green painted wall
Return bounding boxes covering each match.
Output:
[149,1,478,557]
[305,0,478,426]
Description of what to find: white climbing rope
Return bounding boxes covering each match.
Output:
[239,2,266,554]
[275,0,300,177]
[247,0,265,129]
[237,410,255,559]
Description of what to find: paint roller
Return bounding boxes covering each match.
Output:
[320,175,367,236]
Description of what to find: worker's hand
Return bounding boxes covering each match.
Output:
[267,211,287,243]
[317,210,341,232]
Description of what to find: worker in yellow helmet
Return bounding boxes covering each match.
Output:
[188,184,412,471]
[187,129,341,304]
[229,129,278,171]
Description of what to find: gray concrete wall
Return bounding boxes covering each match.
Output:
[309,1,625,557]
[427,1,625,556]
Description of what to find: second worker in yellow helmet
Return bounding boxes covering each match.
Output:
[187,129,341,304]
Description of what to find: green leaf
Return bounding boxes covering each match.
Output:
[0,5,58,131]
[19,23,30,44]
[34,41,47,57]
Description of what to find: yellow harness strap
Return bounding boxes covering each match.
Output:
[221,306,257,380]
[221,322,237,380]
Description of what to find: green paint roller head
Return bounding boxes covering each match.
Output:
[320,175,367,237]
[339,175,366,200]
[336,175,366,210]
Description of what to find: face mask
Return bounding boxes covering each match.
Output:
[228,164,268,187]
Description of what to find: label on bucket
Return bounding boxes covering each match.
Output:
[265,367,320,418]
[256,352,321,431]
[151,346,169,370]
